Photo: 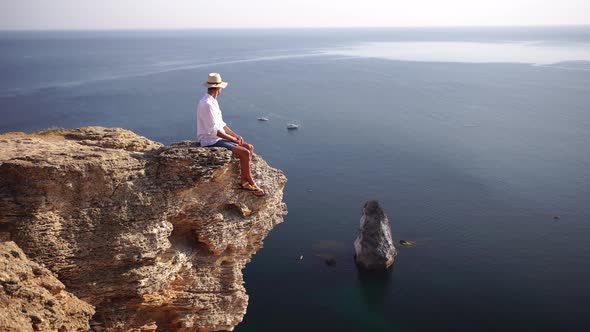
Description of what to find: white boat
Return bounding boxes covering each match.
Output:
[286,124,299,130]
[257,117,269,121]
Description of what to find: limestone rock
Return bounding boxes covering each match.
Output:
[354,201,396,270]
[0,241,95,332]
[0,127,287,331]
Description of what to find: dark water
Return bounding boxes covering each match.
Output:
[1,27,590,331]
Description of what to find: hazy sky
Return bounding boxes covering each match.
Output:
[1,0,589,30]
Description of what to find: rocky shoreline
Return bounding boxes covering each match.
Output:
[0,127,287,331]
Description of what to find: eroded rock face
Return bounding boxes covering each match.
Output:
[0,127,287,331]
[0,241,95,332]
[354,201,396,270]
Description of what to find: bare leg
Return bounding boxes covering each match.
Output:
[232,145,254,185]
[240,142,255,160]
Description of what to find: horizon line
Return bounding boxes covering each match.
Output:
[1,23,590,33]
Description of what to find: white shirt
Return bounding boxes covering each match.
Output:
[196,94,227,146]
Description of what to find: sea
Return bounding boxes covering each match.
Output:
[1,27,590,331]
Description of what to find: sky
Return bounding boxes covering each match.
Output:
[0,0,589,30]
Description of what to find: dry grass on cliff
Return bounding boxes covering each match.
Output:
[0,127,67,139]
[34,127,66,135]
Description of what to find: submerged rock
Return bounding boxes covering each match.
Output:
[0,126,287,332]
[354,201,396,270]
[324,256,337,267]
[399,240,416,247]
[314,253,337,267]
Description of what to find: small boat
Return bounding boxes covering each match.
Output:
[286,124,299,130]
[257,117,269,121]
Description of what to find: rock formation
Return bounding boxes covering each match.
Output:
[0,127,287,331]
[354,201,396,270]
[0,241,95,332]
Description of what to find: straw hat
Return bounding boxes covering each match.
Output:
[203,73,228,88]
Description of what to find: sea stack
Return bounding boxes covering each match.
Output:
[354,200,396,270]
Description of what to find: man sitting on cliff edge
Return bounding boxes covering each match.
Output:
[197,72,265,196]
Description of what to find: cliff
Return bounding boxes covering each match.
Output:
[0,127,287,331]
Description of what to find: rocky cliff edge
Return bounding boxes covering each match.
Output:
[0,127,287,331]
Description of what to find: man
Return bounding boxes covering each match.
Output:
[197,72,264,196]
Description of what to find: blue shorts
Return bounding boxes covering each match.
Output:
[206,139,237,151]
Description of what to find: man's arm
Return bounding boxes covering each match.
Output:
[216,129,239,143]
[222,126,243,144]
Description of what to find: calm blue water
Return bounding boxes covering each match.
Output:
[1,27,590,331]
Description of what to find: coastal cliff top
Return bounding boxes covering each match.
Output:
[1,126,163,153]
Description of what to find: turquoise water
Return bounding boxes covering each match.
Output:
[1,27,590,331]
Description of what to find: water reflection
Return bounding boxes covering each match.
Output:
[355,265,394,313]
[323,41,590,65]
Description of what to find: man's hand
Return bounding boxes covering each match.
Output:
[235,136,254,153]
